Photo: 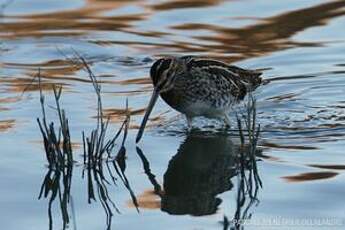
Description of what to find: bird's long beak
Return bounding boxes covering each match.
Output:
[136,88,159,143]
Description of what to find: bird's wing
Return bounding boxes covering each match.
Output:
[186,57,262,90]
[185,58,248,99]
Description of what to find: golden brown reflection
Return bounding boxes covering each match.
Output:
[100,107,170,130]
[1,0,344,58]
[149,0,224,10]
[308,164,345,170]
[0,96,21,104]
[0,76,69,93]
[116,77,151,85]
[0,0,143,38]
[282,171,338,182]
[0,96,20,111]
[1,58,119,95]
[101,107,145,123]
[2,0,344,93]
[0,119,15,132]
[171,0,345,62]
[261,141,318,150]
[31,140,82,150]
[127,189,161,209]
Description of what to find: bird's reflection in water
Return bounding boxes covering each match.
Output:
[162,132,237,216]
[137,129,262,227]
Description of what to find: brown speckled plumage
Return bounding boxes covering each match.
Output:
[136,55,263,142]
[154,56,261,116]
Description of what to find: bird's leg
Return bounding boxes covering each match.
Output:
[223,113,231,129]
[186,116,193,131]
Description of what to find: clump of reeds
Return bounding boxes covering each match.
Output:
[73,53,138,230]
[223,94,262,230]
[36,68,74,230]
[37,69,73,169]
[236,94,262,192]
[37,51,135,230]
[75,53,131,165]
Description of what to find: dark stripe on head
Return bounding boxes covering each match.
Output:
[150,58,172,86]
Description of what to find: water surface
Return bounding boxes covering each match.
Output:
[1,0,345,229]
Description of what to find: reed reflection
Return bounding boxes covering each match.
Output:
[39,157,140,230]
[39,166,74,230]
[82,152,139,230]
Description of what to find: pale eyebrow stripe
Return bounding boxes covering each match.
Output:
[156,60,164,73]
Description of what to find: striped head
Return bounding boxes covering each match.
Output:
[136,57,182,143]
[150,57,180,93]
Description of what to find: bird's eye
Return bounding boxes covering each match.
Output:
[160,59,172,72]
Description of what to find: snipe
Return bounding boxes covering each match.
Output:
[136,56,262,143]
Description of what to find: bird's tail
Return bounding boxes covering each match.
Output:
[239,70,263,91]
[249,71,263,90]
[228,65,263,90]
